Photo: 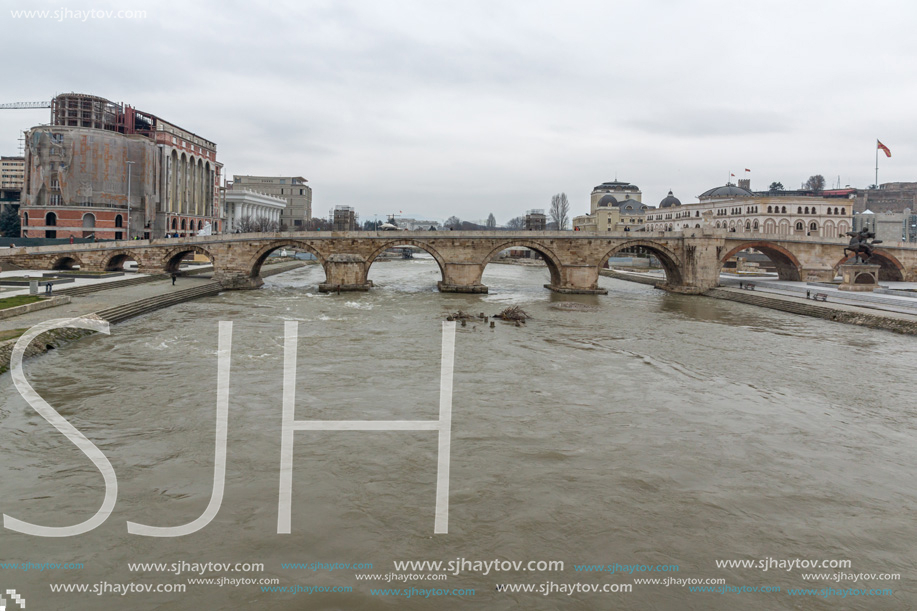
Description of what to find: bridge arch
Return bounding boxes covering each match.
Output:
[161,245,216,274]
[247,240,326,280]
[365,239,446,282]
[719,241,803,281]
[834,250,906,281]
[599,240,684,287]
[102,251,141,271]
[51,254,82,270]
[480,240,563,287]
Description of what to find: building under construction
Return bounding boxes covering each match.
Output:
[20,92,223,239]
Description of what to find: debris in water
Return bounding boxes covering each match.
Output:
[493,306,532,322]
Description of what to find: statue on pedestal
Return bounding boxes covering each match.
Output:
[844,228,883,264]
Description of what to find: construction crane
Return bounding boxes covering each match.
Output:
[0,101,52,109]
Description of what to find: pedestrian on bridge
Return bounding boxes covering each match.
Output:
[171,273,177,286]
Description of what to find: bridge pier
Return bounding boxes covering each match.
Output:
[438,262,488,293]
[546,265,608,295]
[318,254,373,292]
[214,270,263,290]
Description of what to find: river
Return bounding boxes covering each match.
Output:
[0,256,914,610]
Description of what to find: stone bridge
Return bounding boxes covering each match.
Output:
[2,230,916,294]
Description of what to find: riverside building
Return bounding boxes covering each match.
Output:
[644,182,854,238]
[19,92,223,240]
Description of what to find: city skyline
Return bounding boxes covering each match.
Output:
[2,0,914,223]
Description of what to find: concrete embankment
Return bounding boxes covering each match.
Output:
[600,268,662,286]
[704,288,917,335]
[601,268,917,335]
[0,261,304,374]
[0,296,71,321]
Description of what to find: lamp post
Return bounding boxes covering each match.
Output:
[125,160,135,240]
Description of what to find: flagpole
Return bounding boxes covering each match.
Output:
[875,140,878,187]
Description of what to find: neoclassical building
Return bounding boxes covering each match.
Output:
[573,180,653,232]
[20,92,223,240]
[644,183,854,238]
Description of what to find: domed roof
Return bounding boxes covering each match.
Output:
[618,199,647,213]
[597,194,618,207]
[699,184,753,198]
[659,190,681,208]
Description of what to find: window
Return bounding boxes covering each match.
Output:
[22,212,28,226]
[827,208,832,215]
[795,221,804,231]
[797,207,802,214]
[46,212,57,226]
[767,205,773,213]
[841,208,846,215]
[781,206,786,213]
[50,194,61,205]
[809,222,818,232]
[115,215,123,228]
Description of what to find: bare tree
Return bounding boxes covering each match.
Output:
[505,216,525,230]
[486,213,496,229]
[445,216,462,229]
[236,215,280,233]
[550,193,570,230]
[304,217,332,231]
[805,175,826,193]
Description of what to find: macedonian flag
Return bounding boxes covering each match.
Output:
[877,140,892,157]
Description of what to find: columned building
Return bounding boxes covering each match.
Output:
[223,189,286,232]
[644,183,854,238]
[20,92,223,240]
[232,175,312,229]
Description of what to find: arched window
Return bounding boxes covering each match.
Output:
[767,205,773,213]
[797,207,802,214]
[181,219,186,230]
[171,218,177,230]
[795,221,804,231]
[804,207,809,214]
[198,220,203,230]
[826,208,832,215]
[46,212,57,226]
[695,224,700,228]
[22,212,28,226]
[745,221,751,230]
[115,215,123,228]
[834,207,839,215]
[753,220,759,230]
[841,207,846,215]
[781,206,787,213]
[715,222,720,228]
[809,221,818,232]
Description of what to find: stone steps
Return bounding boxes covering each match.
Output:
[95,282,222,324]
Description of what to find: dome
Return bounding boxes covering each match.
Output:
[659,190,681,208]
[597,194,618,207]
[699,184,753,198]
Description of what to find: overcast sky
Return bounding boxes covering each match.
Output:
[3,0,915,224]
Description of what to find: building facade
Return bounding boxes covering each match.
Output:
[223,189,286,233]
[0,156,24,209]
[20,92,223,240]
[853,209,917,244]
[231,176,312,229]
[644,183,854,238]
[573,180,651,232]
[525,209,546,230]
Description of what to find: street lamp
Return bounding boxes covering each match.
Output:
[125,160,135,240]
